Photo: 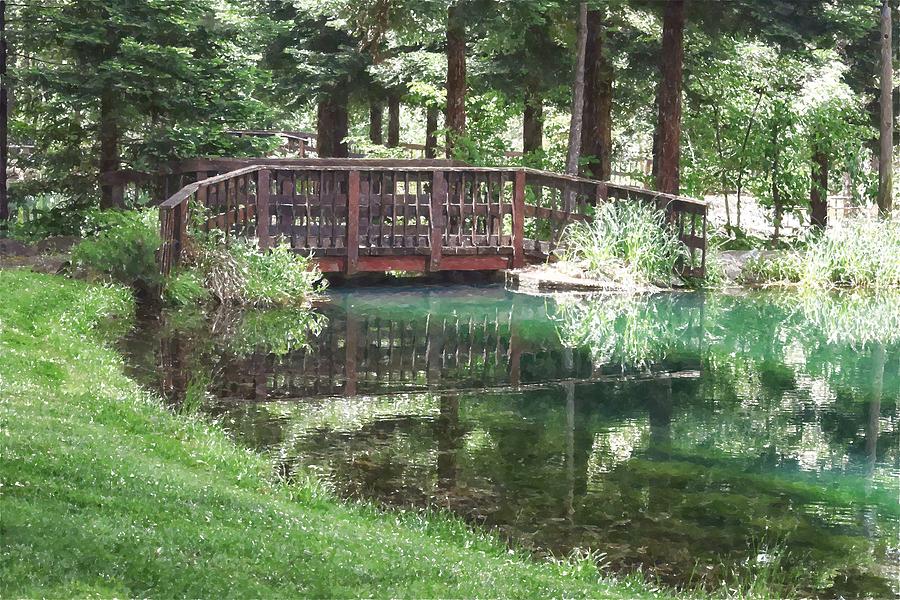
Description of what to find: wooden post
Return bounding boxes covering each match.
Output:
[512,170,526,269]
[0,0,7,224]
[346,170,360,275]
[176,200,188,258]
[595,181,608,205]
[158,206,169,275]
[256,169,270,251]
[429,170,446,271]
[196,182,208,232]
[700,209,707,278]
[878,0,893,215]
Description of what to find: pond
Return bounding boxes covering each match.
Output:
[122,285,899,598]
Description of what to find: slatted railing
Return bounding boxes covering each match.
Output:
[158,162,709,278]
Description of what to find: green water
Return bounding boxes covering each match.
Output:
[124,286,899,598]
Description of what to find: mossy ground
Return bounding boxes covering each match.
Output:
[0,270,665,598]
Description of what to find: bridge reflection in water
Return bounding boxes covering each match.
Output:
[151,287,704,406]
[125,288,899,598]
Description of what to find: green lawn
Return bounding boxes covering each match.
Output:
[0,270,664,598]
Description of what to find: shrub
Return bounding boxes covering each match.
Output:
[71,209,162,295]
[6,197,93,242]
[559,201,685,287]
[193,237,325,307]
[162,270,211,306]
[739,252,803,285]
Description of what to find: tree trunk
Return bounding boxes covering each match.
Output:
[524,92,544,202]
[566,3,588,180]
[772,119,782,240]
[369,99,383,145]
[654,0,685,195]
[735,89,764,230]
[712,104,731,227]
[445,2,466,158]
[387,93,400,148]
[581,9,613,181]
[878,0,893,215]
[811,145,829,229]
[99,83,121,209]
[425,105,439,159]
[317,88,349,158]
[564,3,588,211]
[0,0,7,223]
[523,90,543,158]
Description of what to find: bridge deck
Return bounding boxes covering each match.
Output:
[134,158,707,278]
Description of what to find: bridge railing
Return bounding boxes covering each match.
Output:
[158,162,708,278]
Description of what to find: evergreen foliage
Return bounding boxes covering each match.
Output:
[5,0,894,236]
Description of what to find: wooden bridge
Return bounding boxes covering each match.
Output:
[104,156,708,277]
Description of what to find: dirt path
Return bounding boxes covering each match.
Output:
[0,236,76,273]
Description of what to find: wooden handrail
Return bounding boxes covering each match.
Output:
[157,161,708,279]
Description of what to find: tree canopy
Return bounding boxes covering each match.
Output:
[2,0,896,236]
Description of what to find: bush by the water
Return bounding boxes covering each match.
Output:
[559,201,684,287]
[71,209,162,295]
[72,209,324,306]
[740,215,900,288]
[192,237,325,307]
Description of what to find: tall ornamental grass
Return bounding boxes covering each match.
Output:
[800,217,900,288]
[559,201,685,287]
[740,216,900,288]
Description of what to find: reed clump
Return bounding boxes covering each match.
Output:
[558,202,685,288]
[740,215,900,289]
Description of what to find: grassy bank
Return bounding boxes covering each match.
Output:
[0,270,662,598]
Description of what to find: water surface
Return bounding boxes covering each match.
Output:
[123,285,899,598]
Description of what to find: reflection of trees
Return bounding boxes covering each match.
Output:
[867,344,885,478]
[553,293,704,370]
[552,291,899,483]
[263,379,897,595]
[122,288,900,597]
[436,395,462,493]
[700,293,899,478]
